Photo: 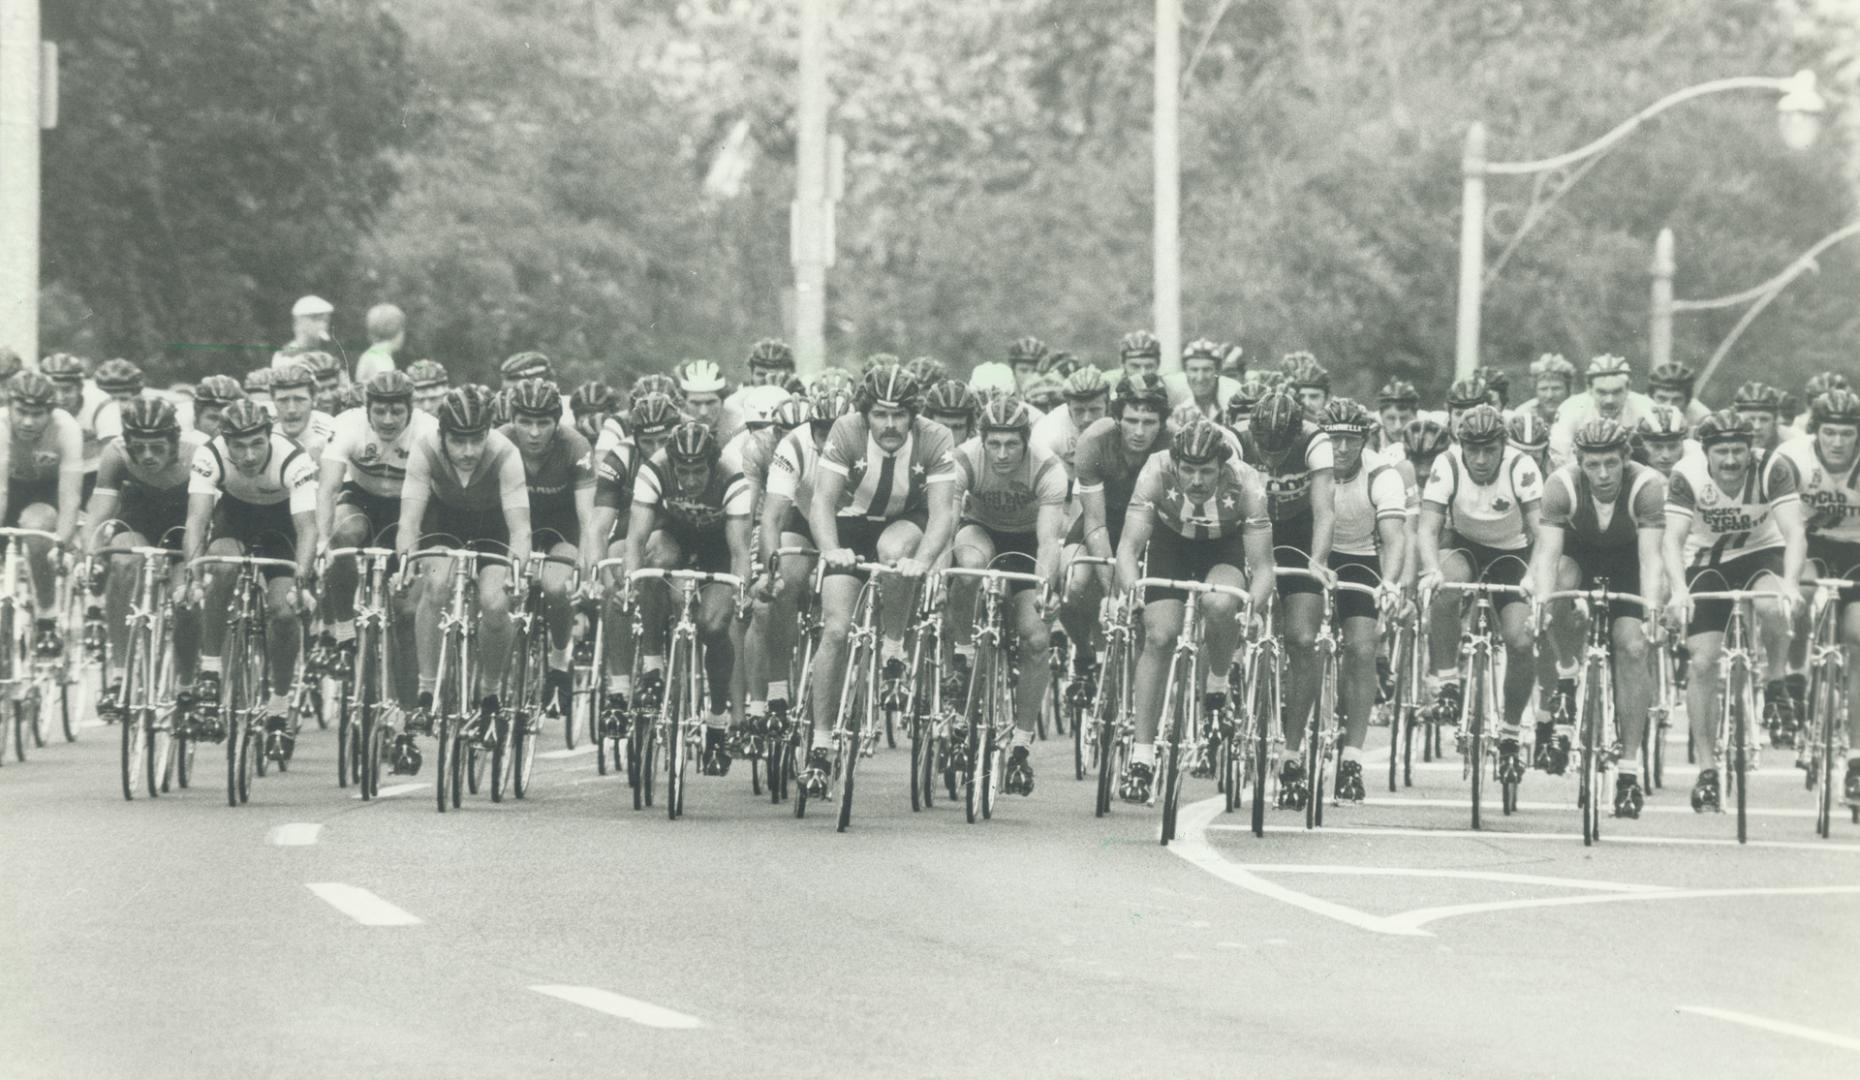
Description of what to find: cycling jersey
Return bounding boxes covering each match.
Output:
[280,410,338,460]
[1162,373,1239,419]
[818,413,956,521]
[188,433,319,514]
[1128,453,1269,541]
[953,439,1068,534]
[632,452,753,535]
[70,381,113,473]
[94,432,206,544]
[324,409,439,499]
[1777,435,1860,546]
[1549,390,1658,465]
[403,428,528,515]
[721,426,781,491]
[592,437,640,524]
[1665,448,1798,568]
[1029,405,1090,472]
[1071,417,1168,534]
[1421,444,1543,552]
[1541,462,1665,552]
[1236,423,1334,523]
[504,422,593,543]
[1,408,85,484]
[1331,446,1406,557]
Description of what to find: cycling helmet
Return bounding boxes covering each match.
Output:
[734,384,792,427]
[500,351,552,381]
[8,371,57,407]
[302,351,343,379]
[1805,371,1850,399]
[630,394,682,439]
[243,368,274,393]
[1647,361,1697,392]
[903,356,946,387]
[1006,336,1049,366]
[1636,404,1690,442]
[1733,380,1783,411]
[857,363,920,414]
[862,352,902,374]
[490,387,515,426]
[571,381,617,417]
[407,359,448,388]
[39,353,83,384]
[810,368,855,395]
[364,370,415,405]
[676,359,727,396]
[1182,338,1224,367]
[1810,389,1860,430]
[508,377,562,419]
[1320,397,1374,437]
[194,374,245,407]
[747,338,795,371]
[1507,409,1551,452]
[1472,365,1510,405]
[810,388,854,426]
[1289,356,1332,391]
[1022,371,1064,409]
[1119,330,1161,361]
[1114,373,1170,417]
[119,397,180,439]
[219,398,273,439]
[1171,419,1233,465]
[96,358,144,395]
[778,373,808,397]
[1446,376,1490,410]
[1223,379,1266,425]
[1377,379,1420,406]
[922,379,978,420]
[1695,408,1755,447]
[968,361,1018,398]
[1571,417,1630,454]
[1455,404,1508,445]
[1038,350,1081,378]
[771,398,809,431]
[1403,417,1451,459]
[1529,353,1577,383]
[631,373,684,407]
[666,421,721,466]
[1062,366,1108,401]
[270,362,316,391]
[1585,354,1631,382]
[1249,389,1306,454]
[977,395,1034,436]
[337,383,367,412]
[437,386,495,435]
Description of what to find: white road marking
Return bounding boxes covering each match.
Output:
[306,883,421,926]
[1226,863,1669,893]
[1356,794,1816,819]
[267,823,322,846]
[539,745,596,760]
[1383,884,1860,933]
[1676,1006,1860,1052]
[355,782,428,801]
[531,985,703,1029]
[1208,823,1860,854]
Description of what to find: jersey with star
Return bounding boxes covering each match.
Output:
[818,413,955,520]
[1128,453,1269,541]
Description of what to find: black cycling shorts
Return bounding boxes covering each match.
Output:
[1686,547,1785,637]
[211,496,297,578]
[957,521,1039,593]
[1565,541,1644,619]
[1331,552,1382,622]
[825,509,929,579]
[335,483,402,546]
[420,500,511,556]
[117,481,188,549]
[1272,512,1321,598]
[1142,524,1247,603]
[4,474,58,528]
[779,506,815,546]
[1443,532,1529,611]
[662,525,732,575]
[1809,537,1860,604]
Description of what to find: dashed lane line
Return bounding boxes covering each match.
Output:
[531,985,704,1029]
[306,883,422,926]
[1676,1006,1860,1052]
[354,782,428,800]
[267,823,322,846]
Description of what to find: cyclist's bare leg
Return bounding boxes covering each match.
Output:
[636,530,681,670]
[17,503,58,611]
[263,575,301,714]
[198,536,244,663]
[1132,597,1185,762]
[541,540,577,670]
[1279,590,1322,753]
[325,508,372,642]
[1200,564,1247,686]
[948,524,996,654]
[697,582,736,727]
[1498,601,1535,730]
[411,554,446,699]
[1429,549,1476,684]
[758,535,813,710]
[1684,630,1724,769]
[1843,604,1860,759]
[168,561,199,685]
[1057,542,1105,669]
[1010,588,1048,739]
[1611,614,1651,772]
[810,574,863,741]
[876,519,925,662]
[1338,611,1379,752]
[475,563,514,697]
[102,528,149,688]
[598,542,630,702]
[1747,570,1791,681]
[1541,556,1583,711]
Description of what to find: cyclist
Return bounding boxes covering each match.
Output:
[676,360,735,438]
[589,393,682,721]
[244,368,274,411]
[626,421,753,775]
[738,338,797,393]
[1030,366,1109,474]
[499,351,553,388]
[1417,404,1544,784]
[191,375,245,440]
[0,372,85,656]
[1373,380,1419,459]
[946,395,1069,796]
[1058,373,1172,682]
[1550,354,1656,468]
[1007,336,1050,392]
[1114,420,1275,802]
[923,379,979,447]
[1648,362,1712,425]
[1164,339,1240,421]
[1287,354,1331,420]
[804,364,958,796]
[1508,409,1552,475]
[1116,330,1163,384]
[1788,373,1849,442]
[1635,404,1695,476]
[87,399,205,718]
[1519,353,1577,419]
[303,352,346,414]
[1444,376,1491,432]
[408,359,449,415]
[1733,381,1786,451]
[182,400,318,727]
[722,388,802,734]
[570,381,617,445]
[1664,409,1805,812]
[93,356,149,445]
[1776,388,1860,800]
[269,362,337,460]
[1532,418,1667,816]
[41,353,112,501]
[1473,365,1512,409]
[1236,388,1337,808]
[397,387,532,732]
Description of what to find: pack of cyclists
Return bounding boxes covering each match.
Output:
[6,339,1859,834]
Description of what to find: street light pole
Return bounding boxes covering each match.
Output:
[1153,0,1181,374]
[0,0,42,364]
[1649,226,1675,370]
[1454,122,1487,384]
[792,0,829,378]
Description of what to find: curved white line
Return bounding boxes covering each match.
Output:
[1225,863,1670,893]
[1385,884,1860,934]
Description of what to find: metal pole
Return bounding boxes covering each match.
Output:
[1649,227,1674,370]
[792,0,827,377]
[0,0,40,365]
[1452,122,1486,381]
[1154,0,1181,374]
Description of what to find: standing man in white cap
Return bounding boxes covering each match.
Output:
[273,295,337,371]
[354,303,406,383]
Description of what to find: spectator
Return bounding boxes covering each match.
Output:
[354,303,406,382]
[272,295,337,370]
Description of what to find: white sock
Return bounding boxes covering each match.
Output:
[268,693,289,715]
[201,655,222,674]
[644,655,664,674]
[1340,745,1362,762]
[1204,671,1228,694]
[767,679,789,702]
[1133,742,1155,765]
[747,700,767,718]
[332,619,356,644]
[605,675,625,694]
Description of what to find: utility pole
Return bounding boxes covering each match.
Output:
[792,0,830,377]
[1649,227,1674,371]
[0,0,44,365]
[1153,0,1181,373]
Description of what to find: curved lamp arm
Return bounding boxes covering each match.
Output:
[1693,220,1860,395]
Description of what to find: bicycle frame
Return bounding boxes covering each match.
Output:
[325,546,398,799]
[626,567,743,821]
[112,546,181,800]
[1801,578,1857,837]
[1690,588,1771,844]
[406,547,511,813]
[1540,584,1648,845]
[190,553,296,806]
[944,565,1043,825]
[1432,580,1524,829]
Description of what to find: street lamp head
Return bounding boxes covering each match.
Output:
[1777,70,1826,152]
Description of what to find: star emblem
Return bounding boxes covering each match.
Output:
[1220,492,1237,509]
[911,461,926,478]
[848,460,867,481]
[1163,486,1181,504]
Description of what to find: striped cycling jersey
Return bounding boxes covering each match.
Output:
[1331,446,1406,557]
[1129,452,1269,541]
[71,382,113,472]
[722,426,781,491]
[953,437,1069,534]
[818,413,956,521]
[278,409,338,462]
[402,427,528,515]
[324,409,437,499]
[765,427,828,515]
[1776,435,1860,546]
[632,452,753,533]
[1236,423,1333,523]
[1541,461,1665,555]
[1422,443,1543,552]
[1,408,84,483]
[189,432,318,514]
[1664,448,1798,568]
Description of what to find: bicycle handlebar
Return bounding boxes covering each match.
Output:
[1686,589,1790,603]
[102,546,183,563]
[0,527,59,545]
[190,555,299,573]
[1537,588,1651,608]
[770,545,819,559]
[627,568,744,590]
[1129,577,1252,602]
[402,548,514,571]
[942,566,1045,587]
[1432,581,1527,597]
[324,546,397,561]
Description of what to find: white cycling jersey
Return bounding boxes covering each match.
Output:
[1332,446,1406,557]
[1421,443,1543,551]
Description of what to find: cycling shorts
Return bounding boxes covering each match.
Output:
[335,482,401,546]
[1273,511,1321,598]
[211,496,297,578]
[4,474,58,527]
[420,500,510,557]
[117,481,188,548]
[1686,547,1785,637]
[81,471,97,505]
[779,506,815,545]
[661,525,732,575]
[531,513,580,550]
[1331,552,1382,622]
[1064,508,1122,553]
[1565,541,1644,620]
[958,520,1038,594]
[1809,537,1860,604]
[1442,532,1529,612]
[1142,524,1246,604]
[826,509,928,579]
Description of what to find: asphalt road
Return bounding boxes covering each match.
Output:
[4,702,1858,1080]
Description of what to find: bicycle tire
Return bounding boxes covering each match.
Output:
[1466,651,1485,832]
[223,625,244,805]
[144,621,175,797]
[513,627,543,800]
[59,672,76,742]
[1159,656,1188,846]
[489,709,511,804]
[909,700,929,813]
[357,627,383,801]
[10,697,25,763]
[1250,645,1276,838]
[1579,661,1605,846]
[793,724,812,819]
[119,626,147,800]
[591,681,609,777]
[336,671,354,790]
[664,635,690,821]
[835,731,859,833]
[434,716,453,813]
[1816,659,1838,837]
[1072,677,1088,783]
[1307,646,1337,831]
[1731,660,1749,844]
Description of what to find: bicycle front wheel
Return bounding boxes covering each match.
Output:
[1159,649,1191,846]
[1579,662,1606,846]
[1465,653,1487,831]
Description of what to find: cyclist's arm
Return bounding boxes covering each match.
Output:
[1637,525,1666,613]
[726,514,753,584]
[1530,523,1565,601]
[1076,487,1112,561]
[1662,509,1691,603]
[182,494,215,567]
[915,470,958,565]
[54,416,85,544]
[1035,501,1065,586]
[758,490,792,567]
[574,484,601,575]
[84,449,123,555]
[1774,498,1807,593]
[496,449,532,566]
[1240,479,1275,611]
[623,503,656,575]
[1417,504,1446,577]
[292,509,318,580]
[809,469,848,557]
[285,451,321,579]
[315,454,346,547]
[1114,504,1152,596]
[1375,512,1405,586]
[1307,466,1335,564]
